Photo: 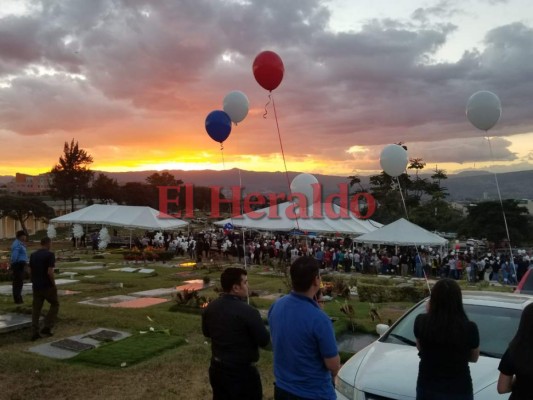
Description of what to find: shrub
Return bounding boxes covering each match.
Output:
[358,283,429,303]
[332,276,350,298]
[0,268,12,282]
[156,251,175,262]
[357,277,395,286]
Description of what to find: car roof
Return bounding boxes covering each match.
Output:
[461,291,533,310]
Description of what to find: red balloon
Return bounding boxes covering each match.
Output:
[253,50,284,91]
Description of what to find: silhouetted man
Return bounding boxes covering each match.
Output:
[29,237,59,341]
[202,267,270,399]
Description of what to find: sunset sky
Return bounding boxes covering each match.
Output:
[0,0,532,178]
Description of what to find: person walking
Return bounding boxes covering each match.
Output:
[497,302,533,399]
[268,256,340,400]
[10,230,28,304]
[29,237,59,341]
[414,278,480,400]
[202,267,270,400]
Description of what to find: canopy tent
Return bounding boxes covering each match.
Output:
[214,202,382,235]
[354,218,447,246]
[50,204,188,231]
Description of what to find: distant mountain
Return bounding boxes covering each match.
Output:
[444,170,533,201]
[2,168,532,201]
[101,169,351,197]
[100,168,533,202]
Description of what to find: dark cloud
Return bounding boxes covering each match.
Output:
[0,0,531,172]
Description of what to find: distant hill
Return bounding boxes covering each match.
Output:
[2,169,532,201]
[444,170,533,201]
[101,168,533,202]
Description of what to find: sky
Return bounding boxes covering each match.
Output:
[0,0,532,178]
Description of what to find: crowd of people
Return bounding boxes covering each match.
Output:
[130,228,533,289]
[78,226,533,290]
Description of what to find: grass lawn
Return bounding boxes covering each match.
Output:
[69,332,187,368]
[0,238,508,399]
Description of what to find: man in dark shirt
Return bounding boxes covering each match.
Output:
[29,237,59,341]
[202,267,270,400]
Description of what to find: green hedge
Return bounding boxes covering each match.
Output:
[357,277,396,286]
[358,283,429,303]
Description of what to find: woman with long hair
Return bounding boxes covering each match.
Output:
[497,302,533,399]
[414,278,480,400]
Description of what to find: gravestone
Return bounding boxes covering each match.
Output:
[51,338,95,352]
[0,313,32,333]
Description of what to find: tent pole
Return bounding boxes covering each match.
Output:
[243,229,247,269]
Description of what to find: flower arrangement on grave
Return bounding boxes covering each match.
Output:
[0,261,11,282]
[171,289,211,312]
[322,281,334,296]
[122,245,174,262]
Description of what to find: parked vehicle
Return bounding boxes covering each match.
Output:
[335,291,533,400]
[515,268,533,295]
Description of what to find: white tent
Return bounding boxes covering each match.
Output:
[50,204,188,231]
[354,218,447,246]
[214,202,382,235]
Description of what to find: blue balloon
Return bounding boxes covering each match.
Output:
[224,222,234,231]
[205,110,232,143]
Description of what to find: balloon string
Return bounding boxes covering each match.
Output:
[395,176,409,220]
[237,167,247,269]
[271,94,300,231]
[486,135,516,277]
[263,93,271,119]
[395,176,429,293]
[220,142,238,255]
[220,146,225,169]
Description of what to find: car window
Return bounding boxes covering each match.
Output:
[381,302,521,359]
[380,301,426,346]
[465,305,521,358]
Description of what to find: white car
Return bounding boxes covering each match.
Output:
[335,291,533,400]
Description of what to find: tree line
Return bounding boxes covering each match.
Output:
[348,151,532,246]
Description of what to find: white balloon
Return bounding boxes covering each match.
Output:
[290,173,320,204]
[380,144,408,177]
[466,91,502,131]
[223,91,249,123]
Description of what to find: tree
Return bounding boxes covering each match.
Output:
[458,200,530,245]
[143,171,186,213]
[49,139,94,211]
[367,172,413,223]
[428,166,448,200]
[407,158,429,202]
[120,182,158,209]
[410,198,464,233]
[348,173,366,193]
[0,196,55,235]
[146,171,183,187]
[91,173,120,204]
